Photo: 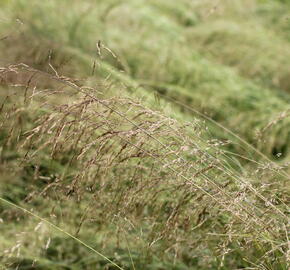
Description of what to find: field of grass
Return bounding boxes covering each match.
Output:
[0,0,289,269]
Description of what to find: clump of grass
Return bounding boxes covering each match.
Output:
[0,65,289,269]
[1,0,290,161]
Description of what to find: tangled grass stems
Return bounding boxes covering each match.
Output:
[92,123,286,242]
[1,64,288,268]
[7,72,289,246]
[2,64,287,232]
[7,63,288,221]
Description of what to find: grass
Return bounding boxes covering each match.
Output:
[1,0,290,160]
[0,0,289,269]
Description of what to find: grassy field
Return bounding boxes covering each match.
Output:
[0,0,289,269]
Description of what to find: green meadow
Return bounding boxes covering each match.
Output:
[0,0,289,269]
